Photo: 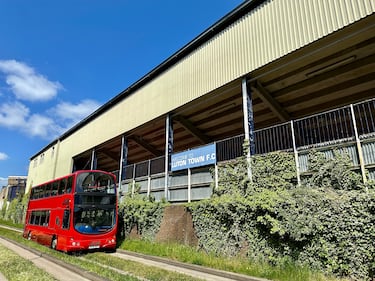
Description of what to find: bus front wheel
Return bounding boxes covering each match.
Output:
[51,236,57,250]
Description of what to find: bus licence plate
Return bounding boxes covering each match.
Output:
[89,242,100,249]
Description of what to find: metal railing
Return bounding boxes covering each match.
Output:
[254,122,293,154]
[120,98,375,198]
[354,99,375,138]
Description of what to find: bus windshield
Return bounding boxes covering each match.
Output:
[74,171,117,234]
[75,171,116,194]
[73,207,116,234]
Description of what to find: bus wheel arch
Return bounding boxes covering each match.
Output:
[27,231,32,240]
[51,235,58,250]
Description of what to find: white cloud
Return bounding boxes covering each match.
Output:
[0,101,57,139]
[0,101,29,128]
[0,99,101,140]
[26,114,62,139]
[53,99,101,128]
[0,59,62,102]
[0,152,8,161]
[0,60,101,140]
[0,177,7,188]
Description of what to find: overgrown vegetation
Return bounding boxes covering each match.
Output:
[1,148,374,280]
[121,239,348,281]
[0,192,28,224]
[0,243,56,281]
[0,227,202,281]
[119,185,168,241]
[119,150,375,281]
[189,150,375,281]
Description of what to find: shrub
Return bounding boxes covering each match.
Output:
[0,193,28,224]
[190,151,375,280]
[119,186,168,241]
[307,150,364,190]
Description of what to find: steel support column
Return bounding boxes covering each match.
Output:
[242,78,254,181]
[164,114,173,200]
[290,121,301,186]
[90,149,97,170]
[118,135,128,188]
[350,104,367,186]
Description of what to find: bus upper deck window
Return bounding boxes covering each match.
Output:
[62,209,70,229]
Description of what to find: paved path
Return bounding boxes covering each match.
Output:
[113,251,270,281]
[0,237,91,281]
[0,272,7,281]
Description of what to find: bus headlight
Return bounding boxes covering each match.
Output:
[106,238,115,244]
[70,238,80,247]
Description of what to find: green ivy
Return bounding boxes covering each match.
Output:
[119,185,169,241]
[307,150,364,190]
[189,151,375,280]
[252,151,297,191]
[0,193,28,224]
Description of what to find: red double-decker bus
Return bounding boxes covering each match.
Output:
[23,170,118,253]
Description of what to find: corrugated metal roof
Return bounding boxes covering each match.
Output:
[31,0,375,160]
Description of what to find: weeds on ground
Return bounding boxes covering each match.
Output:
[121,239,350,281]
[0,244,56,281]
[0,227,202,281]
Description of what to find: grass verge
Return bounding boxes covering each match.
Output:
[0,219,23,229]
[0,227,203,281]
[84,253,204,281]
[0,224,348,281]
[120,239,350,281]
[0,243,56,281]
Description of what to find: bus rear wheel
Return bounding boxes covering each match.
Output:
[51,236,57,250]
[27,232,32,240]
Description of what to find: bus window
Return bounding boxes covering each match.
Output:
[44,184,51,198]
[32,187,36,199]
[34,211,41,225]
[40,211,49,226]
[58,178,66,195]
[76,172,116,194]
[36,186,43,199]
[33,187,38,199]
[29,210,50,226]
[66,177,73,193]
[30,212,35,224]
[45,211,50,226]
[62,209,70,229]
[74,208,116,234]
[52,181,59,196]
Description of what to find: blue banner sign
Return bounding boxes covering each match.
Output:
[171,143,216,171]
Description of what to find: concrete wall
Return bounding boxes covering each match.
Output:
[129,205,198,246]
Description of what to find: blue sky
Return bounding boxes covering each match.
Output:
[0,0,243,187]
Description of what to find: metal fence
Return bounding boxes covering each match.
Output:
[119,98,375,200]
[354,99,375,138]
